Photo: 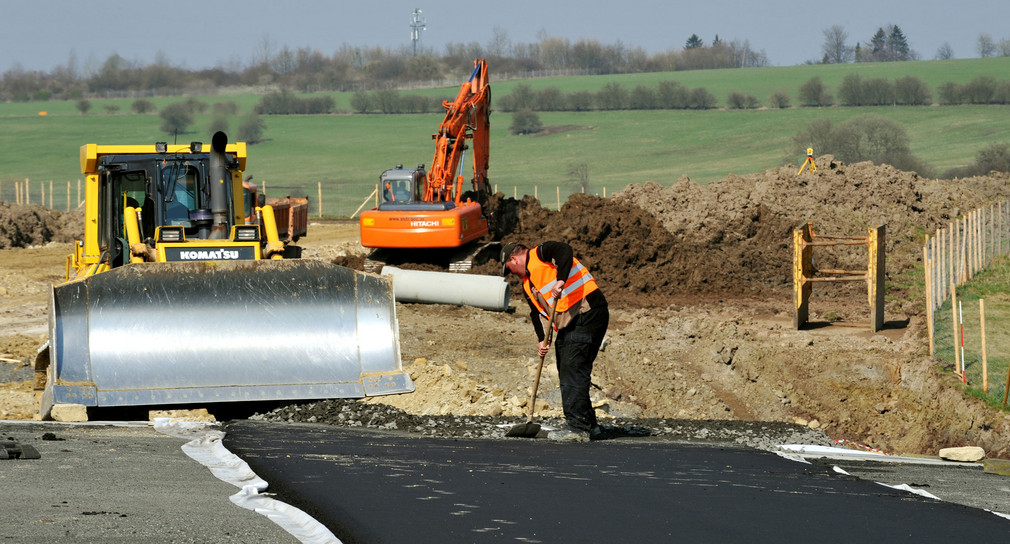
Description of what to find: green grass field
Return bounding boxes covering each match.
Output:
[933,257,1010,409]
[2,57,1010,216]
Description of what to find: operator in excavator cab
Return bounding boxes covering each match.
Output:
[501,240,611,442]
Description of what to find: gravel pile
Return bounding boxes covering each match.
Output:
[249,398,836,451]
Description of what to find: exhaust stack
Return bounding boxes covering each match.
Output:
[209,131,229,239]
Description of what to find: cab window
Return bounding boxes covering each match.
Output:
[162,166,200,227]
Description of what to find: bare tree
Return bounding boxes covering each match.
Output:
[935,42,954,60]
[538,36,571,69]
[487,26,511,57]
[821,25,853,64]
[567,162,590,193]
[1000,39,1010,57]
[977,33,996,58]
[253,34,275,67]
[271,46,296,75]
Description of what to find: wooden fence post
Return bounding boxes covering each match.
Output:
[924,241,934,355]
[952,283,960,376]
[981,299,988,394]
[948,222,954,292]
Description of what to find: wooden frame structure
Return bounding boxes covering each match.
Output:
[793,222,886,332]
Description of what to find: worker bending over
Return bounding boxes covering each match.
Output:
[502,241,609,441]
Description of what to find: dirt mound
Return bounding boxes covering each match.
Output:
[614,157,1009,299]
[476,194,680,307]
[0,202,83,248]
[475,156,1009,310]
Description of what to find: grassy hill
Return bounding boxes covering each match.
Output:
[1,57,1009,215]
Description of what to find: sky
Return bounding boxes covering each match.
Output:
[3,0,1009,74]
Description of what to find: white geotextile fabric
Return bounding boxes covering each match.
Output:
[153,418,341,544]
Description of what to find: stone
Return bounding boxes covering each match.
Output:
[50,403,88,422]
[149,408,216,423]
[938,446,985,462]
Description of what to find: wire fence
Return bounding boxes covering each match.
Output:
[924,201,1008,351]
[922,200,1010,401]
[0,178,603,218]
[0,178,84,211]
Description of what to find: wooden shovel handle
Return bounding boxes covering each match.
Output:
[526,299,559,422]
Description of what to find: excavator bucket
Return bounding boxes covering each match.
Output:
[37,259,413,418]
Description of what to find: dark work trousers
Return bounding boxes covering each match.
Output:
[553,304,609,432]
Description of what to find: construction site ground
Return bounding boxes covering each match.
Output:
[3,156,1010,461]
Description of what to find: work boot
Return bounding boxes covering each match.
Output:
[548,427,590,442]
[589,424,614,441]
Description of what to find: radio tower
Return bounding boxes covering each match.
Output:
[410,8,426,56]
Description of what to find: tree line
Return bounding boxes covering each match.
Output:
[1,33,768,102]
[70,71,1010,139]
[821,24,1010,63]
[799,75,1010,107]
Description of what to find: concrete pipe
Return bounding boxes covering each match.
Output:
[381,266,511,312]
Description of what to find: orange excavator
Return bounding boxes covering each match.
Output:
[360,59,493,270]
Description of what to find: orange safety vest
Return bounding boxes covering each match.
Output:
[523,248,599,330]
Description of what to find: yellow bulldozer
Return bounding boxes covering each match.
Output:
[34,132,413,420]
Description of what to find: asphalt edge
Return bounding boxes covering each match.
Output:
[152,418,343,544]
[775,443,1010,521]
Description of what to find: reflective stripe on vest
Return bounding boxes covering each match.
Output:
[523,249,598,320]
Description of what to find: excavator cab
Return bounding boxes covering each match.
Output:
[380,164,425,205]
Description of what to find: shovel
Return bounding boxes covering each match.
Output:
[506,300,558,438]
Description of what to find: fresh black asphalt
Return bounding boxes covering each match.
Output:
[224,420,1010,543]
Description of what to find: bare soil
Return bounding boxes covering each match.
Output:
[4,156,1010,458]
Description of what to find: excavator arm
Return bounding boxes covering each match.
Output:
[425,59,490,204]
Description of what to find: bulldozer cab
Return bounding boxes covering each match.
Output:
[96,152,243,265]
[98,169,149,268]
[162,165,200,227]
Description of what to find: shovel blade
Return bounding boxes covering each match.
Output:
[505,421,541,438]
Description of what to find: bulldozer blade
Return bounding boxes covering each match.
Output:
[38,260,413,417]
